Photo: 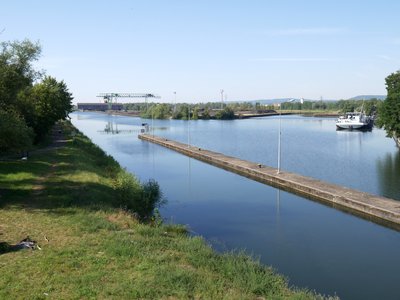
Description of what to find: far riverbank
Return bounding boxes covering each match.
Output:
[77,109,340,119]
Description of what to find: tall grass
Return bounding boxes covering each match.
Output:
[70,125,164,220]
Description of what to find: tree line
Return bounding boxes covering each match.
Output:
[0,40,73,155]
[133,103,235,120]
[128,99,381,121]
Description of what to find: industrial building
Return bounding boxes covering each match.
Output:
[77,103,123,111]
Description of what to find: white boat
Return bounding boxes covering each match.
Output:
[336,112,372,130]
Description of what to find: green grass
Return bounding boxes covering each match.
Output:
[0,121,334,299]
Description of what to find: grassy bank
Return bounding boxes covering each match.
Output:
[0,121,330,299]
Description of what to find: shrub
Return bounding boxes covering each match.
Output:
[113,170,164,221]
[0,108,34,155]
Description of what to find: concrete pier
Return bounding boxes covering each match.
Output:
[139,134,400,230]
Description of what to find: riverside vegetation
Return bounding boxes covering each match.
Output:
[0,121,334,299]
[131,98,382,121]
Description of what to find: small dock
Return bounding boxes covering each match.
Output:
[138,134,400,230]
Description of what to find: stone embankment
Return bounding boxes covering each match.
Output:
[139,133,400,230]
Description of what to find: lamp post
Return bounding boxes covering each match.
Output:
[277,99,295,174]
[151,103,154,137]
[187,106,191,148]
[277,103,282,174]
[220,89,224,110]
[173,91,177,115]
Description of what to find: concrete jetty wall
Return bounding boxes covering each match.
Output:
[139,134,400,230]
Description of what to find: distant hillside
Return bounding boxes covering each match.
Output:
[348,95,386,100]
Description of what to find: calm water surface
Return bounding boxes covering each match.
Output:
[71,112,400,300]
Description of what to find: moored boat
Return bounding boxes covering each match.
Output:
[336,112,372,130]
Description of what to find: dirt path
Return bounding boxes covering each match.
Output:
[31,123,69,155]
[31,123,68,196]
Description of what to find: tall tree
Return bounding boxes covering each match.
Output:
[0,40,41,154]
[0,40,41,109]
[18,76,73,141]
[0,39,73,150]
[377,71,400,139]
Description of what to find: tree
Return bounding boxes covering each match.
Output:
[338,100,356,113]
[201,107,211,119]
[17,76,73,141]
[363,99,380,116]
[377,71,400,138]
[152,104,171,119]
[172,104,190,120]
[192,107,199,120]
[0,39,73,152]
[215,107,235,120]
[0,40,41,109]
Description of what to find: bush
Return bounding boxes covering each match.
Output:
[113,170,142,209]
[140,179,164,219]
[113,170,164,221]
[0,108,33,155]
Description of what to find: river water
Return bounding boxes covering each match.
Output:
[71,112,400,300]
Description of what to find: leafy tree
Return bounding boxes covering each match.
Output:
[172,104,190,120]
[363,99,380,116]
[0,40,41,109]
[302,101,313,110]
[141,103,172,119]
[215,107,235,120]
[153,103,171,119]
[337,100,356,113]
[124,102,147,111]
[377,71,400,138]
[17,76,73,141]
[201,107,211,119]
[192,107,199,120]
[0,39,73,151]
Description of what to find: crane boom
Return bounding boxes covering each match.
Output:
[97,93,160,103]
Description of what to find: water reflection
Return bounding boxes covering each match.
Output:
[276,188,281,218]
[98,120,142,135]
[377,151,400,200]
[101,121,121,134]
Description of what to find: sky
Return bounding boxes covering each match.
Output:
[1,0,400,104]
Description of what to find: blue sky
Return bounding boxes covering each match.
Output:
[1,1,399,104]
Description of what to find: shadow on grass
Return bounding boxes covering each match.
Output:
[0,155,122,212]
[0,126,164,220]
